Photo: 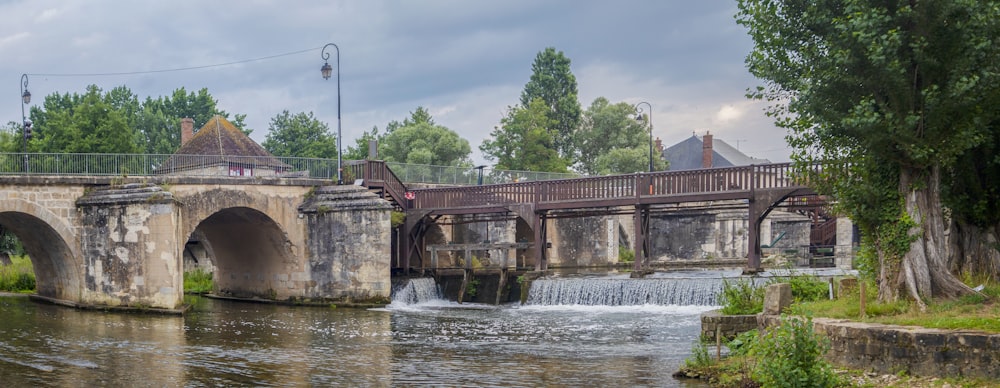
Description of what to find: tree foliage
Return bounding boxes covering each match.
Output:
[262,110,337,158]
[481,99,568,172]
[380,107,471,166]
[27,85,249,155]
[519,47,582,162]
[737,0,1000,302]
[574,97,667,174]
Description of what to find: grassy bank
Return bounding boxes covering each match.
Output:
[790,278,1000,333]
[0,255,35,293]
[184,268,213,294]
[679,274,1000,387]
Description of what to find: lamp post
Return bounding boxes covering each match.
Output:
[320,43,343,184]
[20,74,31,172]
[634,101,653,172]
[474,165,487,185]
[20,74,31,152]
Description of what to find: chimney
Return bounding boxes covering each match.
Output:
[702,132,713,168]
[181,118,194,146]
[654,137,664,153]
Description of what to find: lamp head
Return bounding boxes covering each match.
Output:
[22,89,31,105]
[321,62,333,80]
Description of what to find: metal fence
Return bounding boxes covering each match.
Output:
[0,153,581,185]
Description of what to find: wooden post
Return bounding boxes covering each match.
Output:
[859,280,867,318]
[716,326,722,360]
[457,269,468,304]
[495,267,508,305]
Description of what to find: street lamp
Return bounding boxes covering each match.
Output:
[20,74,31,154]
[320,43,343,184]
[474,165,487,185]
[634,101,653,173]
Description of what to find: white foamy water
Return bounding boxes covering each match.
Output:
[526,277,723,307]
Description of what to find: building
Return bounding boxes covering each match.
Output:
[155,115,291,176]
[662,132,770,170]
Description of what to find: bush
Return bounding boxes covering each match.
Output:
[780,273,829,303]
[184,269,213,294]
[719,277,765,315]
[618,246,634,263]
[751,316,840,388]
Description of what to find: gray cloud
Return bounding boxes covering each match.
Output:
[1,0,791,165]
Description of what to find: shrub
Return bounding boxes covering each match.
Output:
[779,273,829,303]
[751,316,840,388]
[719,277,765,315]
[184,269,214,294]
[618,246,635,263]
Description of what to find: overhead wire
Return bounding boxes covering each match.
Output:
[26,46,322,78]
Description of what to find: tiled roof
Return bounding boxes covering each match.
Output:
[156,115,290,172]
[662,135,770,170]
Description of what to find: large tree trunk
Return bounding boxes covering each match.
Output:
[949,221,1000,282]
[897,166,973,309]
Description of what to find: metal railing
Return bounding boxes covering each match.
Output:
[0,153,341,179]
[0,153,582,185]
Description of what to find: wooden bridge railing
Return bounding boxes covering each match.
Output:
[408,163,812,211]
[350,160,409,207]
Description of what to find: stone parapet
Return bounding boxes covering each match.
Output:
[701,309,758,342]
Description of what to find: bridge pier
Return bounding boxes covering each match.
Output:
[76,184,184,310]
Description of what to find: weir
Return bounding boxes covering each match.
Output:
[391,277,442,305]
[525,277,723,306]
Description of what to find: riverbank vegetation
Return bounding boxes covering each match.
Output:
[0,255,35,293]
[685,273,1000,386]
[183,269,213,294]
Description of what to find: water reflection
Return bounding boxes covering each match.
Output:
[1,292,711,387]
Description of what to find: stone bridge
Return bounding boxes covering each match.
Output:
[0,176,392,312]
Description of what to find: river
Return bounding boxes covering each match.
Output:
[0,271,725,387]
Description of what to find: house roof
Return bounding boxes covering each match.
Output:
[156,115,290,172]
[662,134,770,170]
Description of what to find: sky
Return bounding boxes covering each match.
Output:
[0,0,792,166]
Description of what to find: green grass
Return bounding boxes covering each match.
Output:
[790,279,1000,333]
[0,255,36,293]
[183,269,214,294]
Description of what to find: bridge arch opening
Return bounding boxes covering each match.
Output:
[186,206,297,300]
[0,211,80,302]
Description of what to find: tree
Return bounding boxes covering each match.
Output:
[139,87,251,154]
[344,126,386,160]
[574,97,667,174]
[380,108,471,166]
[520,47,582,162]
[262,110,337,158]
[737,0,1000,304]
[28,85,249,155]
[481,99,568,172]
[32,85,142,154]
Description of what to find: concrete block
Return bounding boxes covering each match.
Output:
[763,283,792,315]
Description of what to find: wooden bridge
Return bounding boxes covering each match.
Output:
[350,161,822,273]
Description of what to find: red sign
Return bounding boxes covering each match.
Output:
[404,191,416,200]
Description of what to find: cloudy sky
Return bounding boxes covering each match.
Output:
[1,0,791,165]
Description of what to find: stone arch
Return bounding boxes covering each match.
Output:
[0,199,82,302]
[185,206,298,299]
[175,188,302,300]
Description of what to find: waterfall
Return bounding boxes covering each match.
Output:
[526,277,723,306]
[391,277,442,305]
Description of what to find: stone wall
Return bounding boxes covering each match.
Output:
[701,310,757,342]
[758,315,1000,379]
